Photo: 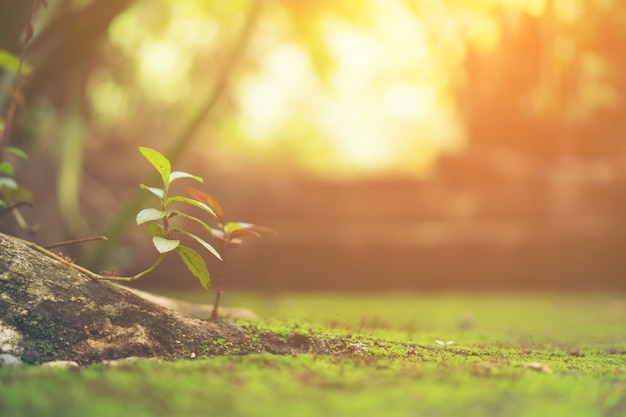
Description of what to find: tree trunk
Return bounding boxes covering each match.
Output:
[0,232,266,365]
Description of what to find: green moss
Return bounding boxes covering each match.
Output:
[1,294,625,417]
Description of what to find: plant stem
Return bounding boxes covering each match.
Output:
[43,235,107,249]
[13,235,166,282]
[210,243,227,321]
[0,200,32,216]
[0,190,37,234]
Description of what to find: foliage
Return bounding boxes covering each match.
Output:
[137,147,221,290]
[182,186,274,320]
[137,147,273,319]
[0,145,28,209]
[0,46,33,225]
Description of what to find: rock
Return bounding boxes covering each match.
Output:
[0,232,265,364]
[41,360,79,368]
[0,353,23,367]
[522,362,553,374]
[120,287,258,320]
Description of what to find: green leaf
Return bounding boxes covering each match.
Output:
[139,147,171,187]
[5,146,28,160]
[0,177,18,190]
[184,187,225,224]
[2,185,32,201]
[0,162,13,176]
[176,245,211,290]
[168,211,214,235]
[136,208,167,225]
[152,236,180,253]
[0,50,32,74]
[176,229,222,261]
[169,171,203,184]
[145,223,164,237]
[225,222,277,235]
[165,196,216,218]
[140,184,165,200]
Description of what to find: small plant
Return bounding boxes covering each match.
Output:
[137,147,274,320]
[183,186,274,321]
[11,146,272,321]
[435,340,454,350]
[135,146,224,290]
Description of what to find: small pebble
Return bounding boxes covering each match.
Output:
[0,353,23,367]
[41,360,79,369]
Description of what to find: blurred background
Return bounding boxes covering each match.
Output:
[1,0,625,293]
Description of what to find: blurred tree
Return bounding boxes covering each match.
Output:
[453,0,626,159]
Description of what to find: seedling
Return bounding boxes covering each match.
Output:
[184,186,275,321]
[435,340,454,350]
[135,147,222,289]
[10,147,272,322]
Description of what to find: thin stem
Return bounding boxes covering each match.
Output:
[0,200,32,216]
[13,235,166,282]
[210,242,227,321]
[0,190,37,234]
[43,235,107,249]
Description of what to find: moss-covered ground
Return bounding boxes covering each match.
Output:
[1,293,625,417]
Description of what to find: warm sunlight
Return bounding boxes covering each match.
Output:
[235,2,468,177]
[96,0,595,178]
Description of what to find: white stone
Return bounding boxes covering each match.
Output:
[0,321,23,355]
[0,353,22,367]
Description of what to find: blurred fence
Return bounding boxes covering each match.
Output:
[130,150,626,292]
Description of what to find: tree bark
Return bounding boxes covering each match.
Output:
[0,232,265,365]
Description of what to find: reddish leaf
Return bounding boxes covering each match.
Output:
[230,229,261,239]
[184,187,225,224]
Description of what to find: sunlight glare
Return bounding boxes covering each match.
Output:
[238,45,315,141]
[382,83,436,121]
[137,39,191,102]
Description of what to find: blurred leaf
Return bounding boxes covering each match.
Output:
[140,184,165,200]
[230,228,261,239]
[152,236,180,253]
[3,185,32,201]
[165,196,216,218]
[169,171,203,184]
[225,222,276,235]
[0,50,32,74]
[0,162,13,176]
[5,146,28,159]
[136,208,167,225]
[225,239,243,249]
[139,147,171,187]
[145,223,164,237]
[176,229,222,261]
[176,245,211,290]
[184,187,225,224]
[0,177,18,190]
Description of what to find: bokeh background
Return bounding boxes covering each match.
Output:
[1,0,626,292]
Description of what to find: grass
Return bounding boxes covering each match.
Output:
[1,292,625,417]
